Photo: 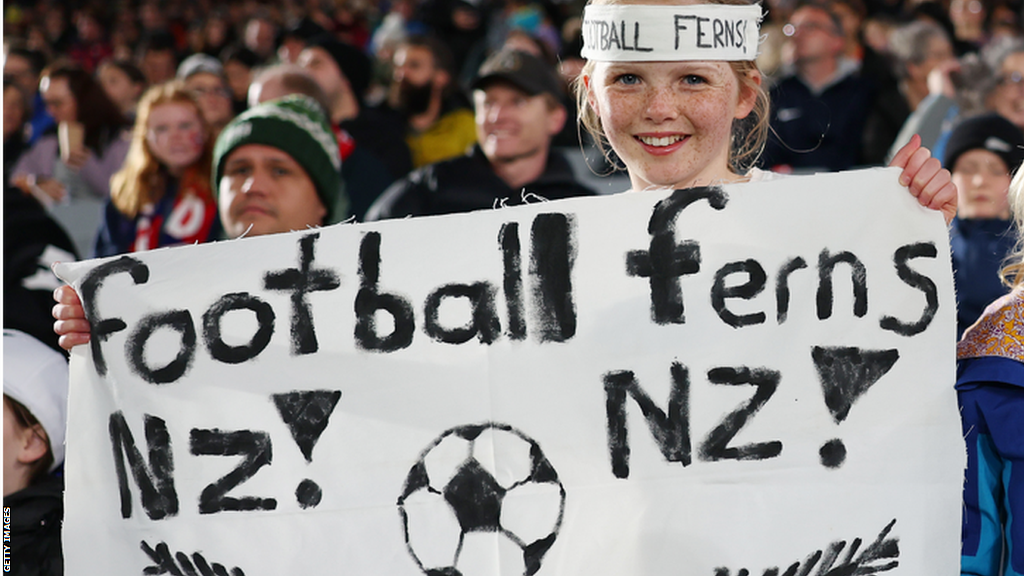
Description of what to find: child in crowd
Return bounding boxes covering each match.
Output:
[957,158,1024,576]
[945,113,1024,337]
[3,329,70,576]
[95,81,222,257]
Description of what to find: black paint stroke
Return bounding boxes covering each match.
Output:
[530,213,577,342]
[79,255,149,376]
[141,540,246,576]
[354,231,415,352]
[879,242,939,337]
[699,367,782,462]
[715,518,899,576]
[189,429,277,514]
[126,310,196,384]
[811,346,899,423]
[816,249,868,320]
[499,222,526,340]
[272,390,342,461]
[775,257,808,324]
[603,363,691,479]
[711,259,767,328]
[109,411,178,520]
[423,282,502,344]
[397,422,565,576]
[625,186,728,324]
[202,292,275,364]
[263,232,340,355]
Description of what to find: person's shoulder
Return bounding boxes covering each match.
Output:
[958,287,1024,364]
[745,167,788,183]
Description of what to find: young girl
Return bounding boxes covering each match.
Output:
[956,161,1024,576]
[574,0,956,221]
[94,81,222,257]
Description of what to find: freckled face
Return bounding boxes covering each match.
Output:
[587,59,755,191]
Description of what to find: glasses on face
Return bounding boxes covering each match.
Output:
[783,22,839,37]
[997,71,1024,88]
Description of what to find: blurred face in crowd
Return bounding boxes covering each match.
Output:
[218,144,326,238]
[908,35,955,82]
[98,64,145,114]
[40,75,77,124]
[299,47,347,103]
[391,45,443,114]
[141,49,177,85]
[4,54,38,95]
[785,6,845,65]
[949,0,986,33]
[988,52,1024,129]
[952,149,1012,219]
[474,82,565,164]
[4,85,27,140]
[185,72,234,129]
[146,102,206,176]
[245,19,277,58]
[224,60,253,102]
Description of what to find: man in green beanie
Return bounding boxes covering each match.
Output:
[212,94,347,238]
[52,95,347,350]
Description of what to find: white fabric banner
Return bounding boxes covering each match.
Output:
[580,4,762,61]
[56,168,964,576]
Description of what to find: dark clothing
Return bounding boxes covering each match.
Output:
[3,475,64,576]
[366,145,596,221]
[861,84,911,166]
[341,106,413,180]
[4,133,28,185]
[4,185,79,353]
[950,218,1017,338]
[761,70,876,172]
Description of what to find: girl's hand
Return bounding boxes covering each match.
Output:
[64,147,92,169]
[53,284,91,350]
[889,134,957,224]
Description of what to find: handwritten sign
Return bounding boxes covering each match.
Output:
[580,4,762,61]
[57,168,964,576]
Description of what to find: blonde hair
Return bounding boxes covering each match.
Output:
[110,81,213,218]
[1001,162,1024,288]
[573,0,771,175]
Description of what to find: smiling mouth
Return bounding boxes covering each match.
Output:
[637,135,686,147]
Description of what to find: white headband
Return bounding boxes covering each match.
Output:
[581,4,762,62]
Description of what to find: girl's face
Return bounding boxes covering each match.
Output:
[952,148,1012,219]
[40,76,77,124]
[587,59,757,191]
[98,65,142,112]
[145,102,206,176]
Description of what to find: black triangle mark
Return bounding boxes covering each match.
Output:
[811,346,899,423]
[272,390,342,461]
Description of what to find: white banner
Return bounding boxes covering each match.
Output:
[56,168,964,576]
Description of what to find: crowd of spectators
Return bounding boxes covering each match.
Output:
[3,0,1024,572]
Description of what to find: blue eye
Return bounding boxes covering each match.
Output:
[683,74,707,85]
[615,73,641,85]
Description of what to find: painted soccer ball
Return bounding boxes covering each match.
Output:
[398,423,566,576]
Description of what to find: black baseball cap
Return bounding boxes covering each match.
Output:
[472,49,564,99]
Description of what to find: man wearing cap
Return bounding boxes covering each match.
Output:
[4,329,70,576]
[945,112,1024,337]
[53,95,346,349]
[365,49,594,221]
[177,53,236,141]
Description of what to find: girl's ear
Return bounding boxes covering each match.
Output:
[584,74,599,118]
[734,68,761,120]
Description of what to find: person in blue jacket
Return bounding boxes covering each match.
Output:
[958,158,1024,576]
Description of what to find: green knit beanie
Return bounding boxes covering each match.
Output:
[213,95,346,222]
